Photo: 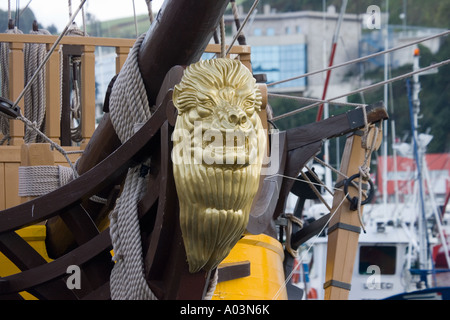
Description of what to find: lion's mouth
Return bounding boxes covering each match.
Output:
[190,131,258,167]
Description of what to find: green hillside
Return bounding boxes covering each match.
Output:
[86,14,151,38]
[239,0,450,29]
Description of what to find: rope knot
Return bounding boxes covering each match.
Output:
[112,253,124,263]
[359,165,370,181]
[284,213,303,258]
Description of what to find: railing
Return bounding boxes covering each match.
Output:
[0,33,251,210]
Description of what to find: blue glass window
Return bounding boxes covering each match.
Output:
[252,44,307,89]
[266,28,275,36]
[253,28,262,36]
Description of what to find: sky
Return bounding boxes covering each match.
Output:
[1,0,164,31]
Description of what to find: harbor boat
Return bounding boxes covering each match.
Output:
[294,200,450,300]
[0,0,447,300]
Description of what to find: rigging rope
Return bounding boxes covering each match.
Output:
[271,58,450,122]
[145,0,154,24]
[272,194,349,300]
[230,0,246,45]
[219,17,226,58]
[132,0,139,38]
[225,0,260,56]
[267,29,450,88]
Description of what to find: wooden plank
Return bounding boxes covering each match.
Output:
[115,46,130,73]
[0,33,248,56]
[0,146,21,162]
[8,42,24,146]
[20,143,55,203]
[80,45,96,147]
[204,43,251,55]
[45,44,62,144]
[324,126,381,300]
[4,163,20,208]
[0,163,5,210]
[20,143,55,166]
[0,33,135,48]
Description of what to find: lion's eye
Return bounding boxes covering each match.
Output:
[197,105,213,117]
[203,100,214,108]
[243,100,255,115]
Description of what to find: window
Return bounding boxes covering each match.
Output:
[253,28,262,36]
[266,28,275,36]
[251,44,307,89]
[359,246,397,275]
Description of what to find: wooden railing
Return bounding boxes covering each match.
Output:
[0,33,251,210]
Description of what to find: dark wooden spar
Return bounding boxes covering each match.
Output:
[0,0,388,300]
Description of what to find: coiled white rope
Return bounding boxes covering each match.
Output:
[24,28,51,143]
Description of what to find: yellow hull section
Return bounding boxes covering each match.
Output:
[212,233,287,300]
[0,225,52,300]
[1,226,287,300]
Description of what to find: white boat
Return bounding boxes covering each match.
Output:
[285,134,450,300]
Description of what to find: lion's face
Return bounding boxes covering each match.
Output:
[173,58,263,169]
[172,58,266,273]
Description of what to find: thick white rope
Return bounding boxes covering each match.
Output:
[108,35,150,143]
[18,165,73,197]
[107,34,156,300]
[109,158,156,300]
[145,0,155,24]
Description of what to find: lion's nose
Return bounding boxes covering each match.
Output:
[228,110,247,125]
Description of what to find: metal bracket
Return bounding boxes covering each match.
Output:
[0,97,20,119]
[327,222,361,235]
[323,279,352,291]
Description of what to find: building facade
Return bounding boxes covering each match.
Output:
[224,4,363,98]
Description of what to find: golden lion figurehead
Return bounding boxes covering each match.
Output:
[172,58,266,273]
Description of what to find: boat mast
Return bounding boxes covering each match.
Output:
[408,47,450,273]
[319,0,348,191]
[407,47,429,271]
[382,0,389,210]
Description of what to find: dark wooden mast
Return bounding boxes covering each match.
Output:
[45,0,230,257]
